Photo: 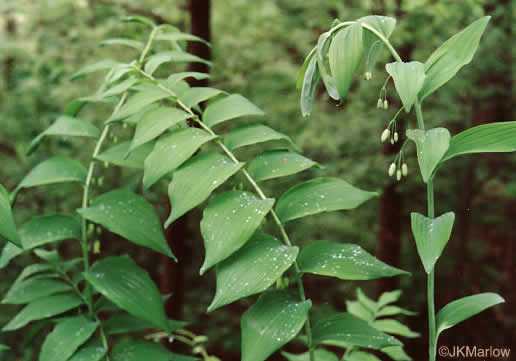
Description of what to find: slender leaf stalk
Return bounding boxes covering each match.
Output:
[136,68,316,360]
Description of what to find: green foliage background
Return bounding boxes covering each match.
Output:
[1,0,514,360]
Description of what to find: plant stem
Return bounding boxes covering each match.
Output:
[360,23,402,63]
[136,68,316,360]
[415,102,436,361]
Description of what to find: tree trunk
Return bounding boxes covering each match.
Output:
[186,0,211,87]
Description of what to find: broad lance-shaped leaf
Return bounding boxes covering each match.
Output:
[419,16,490,101]
[275,178,377,223]
[241,291,311,361]
[312,312,401,349]
[2,293,83,331]
[316,32,339,101]
[144,128,216,190]
[84,256,170,332]
[380,346,411,361]
[248,151,319,183]
[411,212,455,274]
[71,59,119,80]
[144,50,211,75]
[0,243,23,268]
[27,115,100,155]
[359,16,396,75]
[155,31,210,46]
[203,94,265,127]
[299,49,320,117]
[111,339,196,361]
[165,153,243,227]
[127,107,191,154]
[104,312,187,335]
[298,240,409,280]
[436,293,504,337]
[3,276,71,304]
[78,190,174,258]
[200,191,274,274]
[329,22,363,101]
[39,315,98,361]
[385,62,426,113]
[20,214,81,250]
[224,124,298,151]
[372,319,420,338]
[208,232,298,312]
[15,157,87,194]
[345,351,382,361]
[406,128,450,182]
[95,141,154,169]
[180,87,224,109]
[442,122,516,162]
[68,339,107,361]
[282,349,339,361]
[107,84,171,123]
[0,184,20,246]
[99,38,144,51]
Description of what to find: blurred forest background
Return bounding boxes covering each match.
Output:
[0,0,514,360]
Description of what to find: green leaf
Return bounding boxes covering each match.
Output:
[224,124,298,151]
[312,312,401,349]
[0,345,10,352]
[436,293,504,336]
[102,77,140,98]
[329,22,363,101]
[345,351,382,361]
[68,340,107,361]
[282,349,338,361]
[275,178,377,223]
[2,294,83,331]
[108,84,171,123]
[104,312,187,335]
[442,122,516,162]
[372,319,420,338]
[200,191,274,274]
[298,240,409,280]
[380,346,412,361]
[99,38,144,51]
[95,141,154,169]
[144,51,211,75]
[203,94,265,127]
[0,184,20,246]
[78,190,174,258]
[20,214,81,250]
[180,87,223,109]
[143,128,216,189]
[359,16,396,75]
[27,115,100,155]
[111,339,197,361]
[0,242,23,268]
[84,256,170,332]
[375,306,416,317]
[385,62,426,113]
[346,300,374,322]
[419,17,490,101]
[39,315,98,361]
[15,157,87,192]
[8,264,55,285]
[241,291,311,361]
[71,59,119,80]
[121,15,156,27]
[128,107,190,154]
[248,151,319,183]
[167,72,210,84]
[377,290,402,308]
[299,49,320,117]
[356,288,378,313]
[165,153,243,227]
[411,212,455,274]
[156,31,210,46]
[316,32,339,101]
[297,47,316,89]
[208,232,298,312]
[406,128,450,182]
[3,277,71,305]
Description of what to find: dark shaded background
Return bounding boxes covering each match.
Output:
[0,0,514,360]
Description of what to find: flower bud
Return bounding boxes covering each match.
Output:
[123,122,128,129]
[364,71,372,80]
[394,132,399,142]
[381,129,390,142]
[377,98,383,109]
[388,163,396,176]
[396,169,402,181]
[93,240,101,254]
[383,99,389,110]
[104,161,109,168]
[390,138,394,144]
[402,163,408,176]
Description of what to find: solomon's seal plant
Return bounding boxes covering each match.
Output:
[299,14,507,361]
[0,14,412,361]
